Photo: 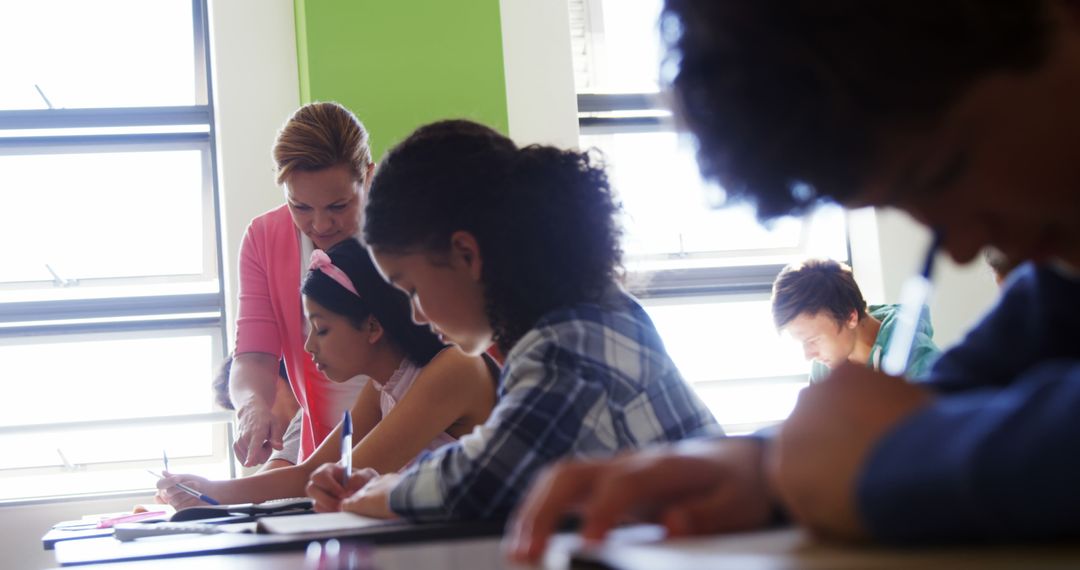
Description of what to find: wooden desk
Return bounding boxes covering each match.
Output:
[564,526,1080,570]
[48,526,1080,569]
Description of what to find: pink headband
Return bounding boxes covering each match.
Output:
[308,250,359,297]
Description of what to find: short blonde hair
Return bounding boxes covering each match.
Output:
[272,101,372,186]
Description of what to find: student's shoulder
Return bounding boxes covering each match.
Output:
[512,290,661,361]
[419,347,494,389]
[534,289,651,335]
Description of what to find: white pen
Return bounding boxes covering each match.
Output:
[882,233,942,377]
[341,411,353,486]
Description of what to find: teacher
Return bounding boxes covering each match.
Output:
[230,101,373,467]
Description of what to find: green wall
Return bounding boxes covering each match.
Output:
[294,0,509,161]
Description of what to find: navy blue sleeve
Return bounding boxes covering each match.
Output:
[856,263,1080,543]
[857,361,1080,542]
[923,264,1075,394]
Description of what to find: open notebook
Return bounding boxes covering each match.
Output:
[256,511,387,534]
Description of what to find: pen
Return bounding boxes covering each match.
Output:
[147,469,221,505]
[882,232,941,376]
[341,411,352,487]
[162,450,169,473]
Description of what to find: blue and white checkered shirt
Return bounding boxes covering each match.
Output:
[388,287,720,521]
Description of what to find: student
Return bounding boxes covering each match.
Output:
[212,356,303,471]
[772,258,939,382]
[507,0,1080,559]
[231,101,375,468]
[304,119,719,520]
[157,239,497,507]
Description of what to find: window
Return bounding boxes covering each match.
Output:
[0,0,231,502]
[570,0,849,433]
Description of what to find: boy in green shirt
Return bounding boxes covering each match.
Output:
[772,259,939,382]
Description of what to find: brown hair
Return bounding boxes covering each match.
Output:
[771,258,867,330]
[272,101,372,186]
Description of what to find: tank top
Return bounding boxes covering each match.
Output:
[371,358,459,469]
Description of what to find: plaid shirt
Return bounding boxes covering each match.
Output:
[388,287,720,521]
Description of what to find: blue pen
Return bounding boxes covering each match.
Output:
[341,411,353,486]
[882,232,942,376]
[147,470,221,506]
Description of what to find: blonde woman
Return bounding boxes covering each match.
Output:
[230,102,375,467]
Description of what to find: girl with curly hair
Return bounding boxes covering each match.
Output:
[305,119,718,521]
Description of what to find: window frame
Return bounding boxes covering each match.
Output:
[572,0,851,433]
[0,0,234,502]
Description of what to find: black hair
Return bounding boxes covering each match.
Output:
[661,0,1052,219]
[301,238,446,366]
[363,119,623,354]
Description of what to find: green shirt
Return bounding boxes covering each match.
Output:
[809,304,940,383]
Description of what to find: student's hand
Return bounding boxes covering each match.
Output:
[155,473,220,510]
[306,464,377,512]
[506,438,775,563]
[340,473,402,519]
[771,362,933,540]
[233,400,286,467]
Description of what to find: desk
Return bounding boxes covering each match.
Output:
[48,526,1080,569]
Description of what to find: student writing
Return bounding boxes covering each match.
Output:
[772,258,940,382]
[508,0,1080,559]
[157,238,497,507]
[305,120,720,520]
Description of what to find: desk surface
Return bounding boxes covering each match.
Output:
[48,526,1080,570]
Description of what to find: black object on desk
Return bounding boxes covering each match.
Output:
[170,496,315,521]
[43,497,314,550]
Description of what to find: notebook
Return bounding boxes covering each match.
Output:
[169,496,315,521]
[255,512,389,535]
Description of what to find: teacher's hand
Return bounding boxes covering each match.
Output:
[233,400,286,467]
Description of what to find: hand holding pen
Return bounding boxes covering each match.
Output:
[153,451,222,506]
[151,470,222,506]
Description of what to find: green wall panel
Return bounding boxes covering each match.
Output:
[295,0,509,161]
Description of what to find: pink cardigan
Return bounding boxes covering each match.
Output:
[234,205,344,460]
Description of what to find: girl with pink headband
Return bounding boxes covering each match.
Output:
[157,238,498,507]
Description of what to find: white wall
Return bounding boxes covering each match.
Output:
[850,208,1001,349]
[210,0,302,347]
[499,0,581,148]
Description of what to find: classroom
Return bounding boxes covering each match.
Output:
[3,0,1079,568]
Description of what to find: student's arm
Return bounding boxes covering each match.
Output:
[304,349,495,512]
[373,330,607,522]
[855,361,1080,543]
[161,381,381,507]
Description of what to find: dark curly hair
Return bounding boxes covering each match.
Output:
[302,238,446,366]
[363,120,623,354]
[662,0,1052,220]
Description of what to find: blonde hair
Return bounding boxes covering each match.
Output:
[272,101,372,186]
